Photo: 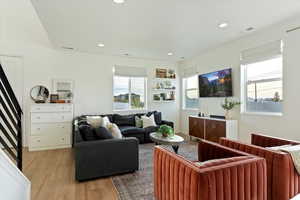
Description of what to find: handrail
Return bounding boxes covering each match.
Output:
[0,63,23,170]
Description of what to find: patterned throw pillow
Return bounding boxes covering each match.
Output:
[135,116,143,128]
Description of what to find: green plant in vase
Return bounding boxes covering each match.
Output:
[221,98,241,119]
[158,125,174,138]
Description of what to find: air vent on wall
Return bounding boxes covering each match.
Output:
[61,46,74,50]
[245,27,255,32]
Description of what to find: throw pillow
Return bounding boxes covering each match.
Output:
[94,127,114,140]
[107,123,123,139]
[78,124,95,141]
[142,114,157,128]
[114,114,135,126]
[135,116,143,128]
[101,116,110,128]
[86,116,102,128]
[154,112,162,125]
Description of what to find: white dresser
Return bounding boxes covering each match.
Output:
[29,104,73,151]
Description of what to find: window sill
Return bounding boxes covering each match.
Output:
[181,108,199,111]
[241,111,282,117]
[113,109,148,113]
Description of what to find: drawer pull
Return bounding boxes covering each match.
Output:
[37,117,41,119]
[61,126,65,129]
[37,140,41,142]
[37,128,41,130]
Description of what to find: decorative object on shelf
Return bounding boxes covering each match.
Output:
[167,69,176,79]
[157,125,174,138]
[52,79,74,103]
[156,68,167,78]
[30,85,49,103]
[50,94,59,103]
[221,98,241,119]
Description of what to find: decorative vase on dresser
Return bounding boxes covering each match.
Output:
[29,104,73,151]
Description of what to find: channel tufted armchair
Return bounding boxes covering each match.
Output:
[153,139,267,200]
[220,133,300,200]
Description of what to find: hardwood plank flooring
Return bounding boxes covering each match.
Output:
[23,148,119,200]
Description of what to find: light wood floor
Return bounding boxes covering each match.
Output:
[23,148,119,200]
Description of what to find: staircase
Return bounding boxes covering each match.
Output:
[0,62,23,170]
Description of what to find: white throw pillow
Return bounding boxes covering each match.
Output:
[107,123,122,139]
[101,116,110,128]
[86,116,102,128]
[142,115,157,128]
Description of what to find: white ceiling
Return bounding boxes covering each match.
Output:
[31,0,300,61]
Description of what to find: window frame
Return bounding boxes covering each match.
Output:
[182,75,199,111]
[241,54,283,116]
[113,75,147,111]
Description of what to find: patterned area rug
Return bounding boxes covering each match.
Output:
[112,142,198,200]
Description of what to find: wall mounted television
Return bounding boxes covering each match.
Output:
[198,68,233,97]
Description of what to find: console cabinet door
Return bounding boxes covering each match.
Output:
[205,120,226,143]
[189,117,205,139]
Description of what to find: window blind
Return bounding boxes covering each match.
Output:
[114,65,147,77]
[241,40,282,65]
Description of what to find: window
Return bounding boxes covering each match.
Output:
[241,42,283,115]
[182,75,199,109]
[113,76,146,110]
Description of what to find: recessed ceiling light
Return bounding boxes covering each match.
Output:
[167,52,173,56]
[218,22,228,29]
[113,0,125,4]
[97,43,105,47]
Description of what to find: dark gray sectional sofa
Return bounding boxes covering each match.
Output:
[73,111,173,181]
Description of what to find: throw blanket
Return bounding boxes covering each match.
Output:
[278,145,300,175]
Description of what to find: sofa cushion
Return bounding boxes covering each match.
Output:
[94,127,114,140]
[144,126,159,134]
[119,126,145,136]
[146,111,157,117]
[114,114,135,126]
[78,124,96,141]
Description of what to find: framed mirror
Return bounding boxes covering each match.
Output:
[30,85,49,103]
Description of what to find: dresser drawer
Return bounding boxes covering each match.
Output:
[30,135,70,148]
[31,113,73,123]
[31,123,71,136]
[31,104,73,113]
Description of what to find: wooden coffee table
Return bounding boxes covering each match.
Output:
[150,132,184,154]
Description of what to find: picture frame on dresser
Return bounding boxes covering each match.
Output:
[52,79,74,103]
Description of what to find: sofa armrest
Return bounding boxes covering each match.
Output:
[160,120,174,128]
[220,137,296,200]
[198,139,249,162]
[251,133,300,147]
[154,146,267,200]
[75,137,139,181]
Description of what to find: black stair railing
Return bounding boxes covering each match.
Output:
[0,62,23,170]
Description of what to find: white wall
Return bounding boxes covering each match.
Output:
[179,15,300,142]
[0,0,180,146]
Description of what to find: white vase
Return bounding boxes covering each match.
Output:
[225,110,231,120]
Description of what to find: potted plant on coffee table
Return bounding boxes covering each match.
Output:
[158,125,174,138]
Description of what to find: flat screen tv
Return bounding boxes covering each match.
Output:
[198,68,233,97]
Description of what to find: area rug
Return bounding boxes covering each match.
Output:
[112,142,198,200]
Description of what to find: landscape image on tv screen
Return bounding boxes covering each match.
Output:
[198,68,232,97]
